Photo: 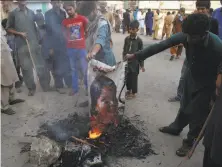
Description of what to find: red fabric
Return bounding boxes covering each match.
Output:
[62,15,88,49]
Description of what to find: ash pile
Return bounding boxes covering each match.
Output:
[25,113,154,167]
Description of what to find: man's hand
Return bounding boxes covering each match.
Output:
[216,74,222,96]
[97,67,114,73]
[141,67,145,72]
[49,49,54,56]
[87,52,95,61]
[19,32,27,39]
[124,54,135,61]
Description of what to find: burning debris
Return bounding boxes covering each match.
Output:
[26,113,155,167]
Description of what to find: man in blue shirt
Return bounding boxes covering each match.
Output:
[212,0,222,39]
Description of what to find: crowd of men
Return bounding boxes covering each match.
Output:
[1,0,222,167]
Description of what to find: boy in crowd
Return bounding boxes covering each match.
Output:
[62,2,88,96]
[123,20,145,99]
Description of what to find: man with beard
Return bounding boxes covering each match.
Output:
[43,0,72,94]
[125,14,222,157]
[168,0,219,103]
[6,0,50,96]
[77,1,116,107]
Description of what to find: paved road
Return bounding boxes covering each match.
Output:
[2,33,203,167]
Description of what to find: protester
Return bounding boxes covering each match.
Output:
[1,26,25,115]
[145,9,153,36]
[129,9,134,22]
[161,11,174,40]
[1,2,22,93]
[35,9,44,28]
[114,10,121,33]
[152,9,162,40]
[168,0,219,102]
[212,0,222,39]
[35,9,45,42]
[123,20,145,99]
[77,1,116,107]
[1,1,14,20]
[99,2,114,28]
[137,9,146,35]
[62,2,88,96]
[2,18,23,93]
[169,8,186,61]
[6,0,50,96]
[125,13,222,157]
[122,9,130,34]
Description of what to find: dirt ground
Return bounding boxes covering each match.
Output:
[1,33,204,167]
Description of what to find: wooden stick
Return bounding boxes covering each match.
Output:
[25,39,42,90]
[177,103,215,167]
[71,136,98,148]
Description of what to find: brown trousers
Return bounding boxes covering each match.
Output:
[170,45,183,57]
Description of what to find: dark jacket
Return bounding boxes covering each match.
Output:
[135,32,222,89]
[123,35,144,74]
[203,81,222,166]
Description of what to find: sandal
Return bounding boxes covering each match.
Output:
[9,99,25,105]
[159,126,181,136]
[126,93,136,100]
[1,108,16,115]
[176,141,192,157]
[168,96,180,102]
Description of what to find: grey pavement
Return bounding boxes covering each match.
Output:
[1,32,203,167]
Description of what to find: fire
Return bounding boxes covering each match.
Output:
[88,128,102,139]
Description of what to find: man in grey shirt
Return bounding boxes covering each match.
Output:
[6,0,50,96]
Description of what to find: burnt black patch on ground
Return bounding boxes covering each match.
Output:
[38,113,154,166]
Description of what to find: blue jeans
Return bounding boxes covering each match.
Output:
[67,48,88,93]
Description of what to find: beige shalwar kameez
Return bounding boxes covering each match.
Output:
[1,27,19,110]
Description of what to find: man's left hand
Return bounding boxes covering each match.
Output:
[141,67,145,72]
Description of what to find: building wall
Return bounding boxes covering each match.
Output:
[26,2,51,13]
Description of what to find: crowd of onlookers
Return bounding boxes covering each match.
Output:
[1,1,222,167]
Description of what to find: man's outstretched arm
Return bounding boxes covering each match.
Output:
[133,32,187,61]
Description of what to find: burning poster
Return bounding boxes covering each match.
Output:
[87,59,126,139]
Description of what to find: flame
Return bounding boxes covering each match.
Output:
[88,128,102,139]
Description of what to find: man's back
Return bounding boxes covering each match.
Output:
[164,14,174,26]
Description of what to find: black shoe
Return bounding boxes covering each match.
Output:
[168,96,180,102]
[1,108,16,115]
[170,56,174,61]
[28,89,35,96]
[159,126,181,136]
[79,101,89,107]
[9,99,25,105]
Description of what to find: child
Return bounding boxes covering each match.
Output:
[62,2,88,96]
[123,20,145,99]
